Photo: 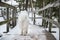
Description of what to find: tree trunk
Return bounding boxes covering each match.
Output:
[33,13,35,25]
[12,9,16,28]
[42,0,46,28]
[25,0,28,10]
[19,3,21,11]
[30,0,34,21]
[49,7,52,33]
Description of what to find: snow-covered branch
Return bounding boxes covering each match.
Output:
[35,2,60,12]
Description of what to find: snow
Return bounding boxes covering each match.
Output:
[52,28,59,40]
[35,2,59,12]
[0,17,7,34]
[0,24,46,40]
[29,12,42,25]
[0,11,59,40]
[34,3,54,12]
[38,4,53,11]
[5,0,19,6]
[33,0,36,2]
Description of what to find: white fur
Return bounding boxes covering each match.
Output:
[17,11,29,35]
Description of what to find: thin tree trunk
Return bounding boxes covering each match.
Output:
[25,0,28,10]
[33,13,35,25]
[19,3,21,11]
[49,7,52,33]
[12,9,16,28]
[42,0,46,28]
[31,0,36,24]
[31,0,34,21]
[11,9,15,28]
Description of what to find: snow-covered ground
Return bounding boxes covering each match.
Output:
[0,17,7,34]
[52,28,59,40]
[0,11,59,40]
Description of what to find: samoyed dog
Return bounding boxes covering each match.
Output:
[17,10,29,36]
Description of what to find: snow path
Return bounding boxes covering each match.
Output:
[7,24,45,35]
[0,24,46,40]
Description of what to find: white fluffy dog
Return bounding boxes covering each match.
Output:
[17,10,29,36]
